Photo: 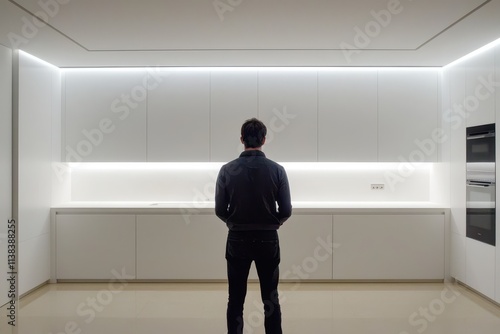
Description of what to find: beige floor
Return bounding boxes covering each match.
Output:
[1,282,500,334]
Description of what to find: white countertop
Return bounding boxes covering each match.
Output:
[51,201,449,214]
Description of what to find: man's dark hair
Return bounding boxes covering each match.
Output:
[241,118,267,148]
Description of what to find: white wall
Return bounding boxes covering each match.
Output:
[0,45,12,307]
[15,51,60,295]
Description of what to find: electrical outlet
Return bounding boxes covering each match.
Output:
[371,184,385,190]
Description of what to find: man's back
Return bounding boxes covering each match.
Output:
[215,150,292,231]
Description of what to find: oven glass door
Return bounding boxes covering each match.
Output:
[466,182,496,246]
[466,208,496,246]
[467,136,495,162]
[466,123,495,163]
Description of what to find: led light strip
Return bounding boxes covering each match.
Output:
[18,50,59,70]
[444,37,500,69]
[60,66,440,73]
[67,162,432,171]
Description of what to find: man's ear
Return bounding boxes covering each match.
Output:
[261,137,266,145]
[240,136,244,144]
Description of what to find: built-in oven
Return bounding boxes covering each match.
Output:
[467,123,495,163]
[466,123,496,246]
[466,165,496,246]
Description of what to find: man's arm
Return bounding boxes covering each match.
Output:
[276,168,292,224]
[215,166,230,222]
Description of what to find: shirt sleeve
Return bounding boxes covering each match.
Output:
[215,165,230,222]
[276,167,292,224]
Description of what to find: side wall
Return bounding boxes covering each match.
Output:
[0,44,12,306]
[13,51,60,295]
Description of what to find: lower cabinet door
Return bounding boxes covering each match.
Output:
[137,214,334,281]
[465,237,496,299]
[450,232,466,282]
[56,214,136,280]
[136,214,227,279]
[244,214,333,280]
[332,215,445,280]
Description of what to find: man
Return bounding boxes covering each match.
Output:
[215,118,292,334]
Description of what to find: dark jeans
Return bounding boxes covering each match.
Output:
[225,230,282,334]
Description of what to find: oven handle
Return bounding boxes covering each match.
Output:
[467,133,495,140]
[467,180,496,187]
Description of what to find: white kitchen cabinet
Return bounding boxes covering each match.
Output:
[318,71,378,162]
[258,71,318,162]
[497,225,500,303]
[18,56,54,242]
[210,71,258,162]
[465,238,496,300]
[496,252,500,303]
[147,70,210,161]
[64,69,148,162]
[450,232,466,282]
[136,215,227,279]
[19,234,50,295]
[56,214,136,280]
[378,69,439,162]
[448,65,467,236]
[332,214,445,280]
[440,67,451,164]
[137,214,333,281]
[464,48,495,127]
[278,215,333,280]
[17,52,59,294]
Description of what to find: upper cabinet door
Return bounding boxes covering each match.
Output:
[464,48,496,127]
[210,71,258,162]
[318,70,378,162]
[258,71,318,162]
[147,70,210,162]
[448,65,467,236]
[64,70,148,162]
[378,69,439,162]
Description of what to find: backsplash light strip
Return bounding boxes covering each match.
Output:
[67,162,432,171]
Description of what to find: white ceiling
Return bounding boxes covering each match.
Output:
[1,0,500,67]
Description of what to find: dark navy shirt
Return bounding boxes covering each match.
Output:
[215,150,292,231]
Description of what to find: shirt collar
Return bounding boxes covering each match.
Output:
[239,150,266,158]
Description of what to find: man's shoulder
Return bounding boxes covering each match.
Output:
[263,156,284,168]
[219,158,243,174]
[223,157,242,167]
